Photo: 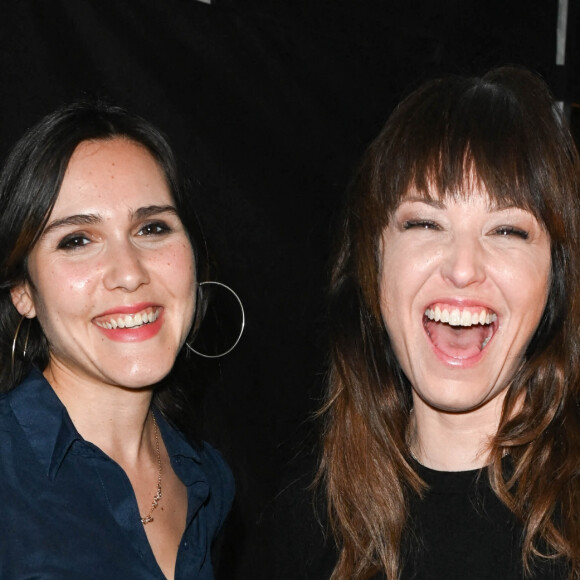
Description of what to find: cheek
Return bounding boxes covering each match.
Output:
[34,257,96,290]
[163,240,194,269]
[66,275,94,292]
[380,250,407,332]
[159,244,196,306]
[170,258,197,341]
[379,272,409,352]
[173,245,196,287]
[30,264,97,324]
[494,255,551,312]
[379,254,425,316]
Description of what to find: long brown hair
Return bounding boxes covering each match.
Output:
[319,67,580,579]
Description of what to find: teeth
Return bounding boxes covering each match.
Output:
[449,309,461,326]
[434,306,441,321]
[460,310,471,326]
[96,308,160,330]
[425,306,497,327]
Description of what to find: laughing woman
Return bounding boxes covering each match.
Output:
[0,103,234,579]
[320,68,580,579]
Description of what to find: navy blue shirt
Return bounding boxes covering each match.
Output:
[0,369,234,579]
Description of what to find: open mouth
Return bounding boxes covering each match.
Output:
[94,307,161,330]
[423,304,497,360]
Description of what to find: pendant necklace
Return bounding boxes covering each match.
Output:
[140,412,162,525]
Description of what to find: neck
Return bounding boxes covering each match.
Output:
[43,363,155,466]
[409,393,505,471]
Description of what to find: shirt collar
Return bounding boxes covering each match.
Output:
[9,369,207,486]
[8,368,81,481]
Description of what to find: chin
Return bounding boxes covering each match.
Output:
[416,382,496,413]
[427,399,486,413]
[111,363,173,390]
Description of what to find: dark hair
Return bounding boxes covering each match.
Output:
[319,67,580,579]
[0,101,210,442]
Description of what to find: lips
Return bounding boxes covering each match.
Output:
[423,303,497,360]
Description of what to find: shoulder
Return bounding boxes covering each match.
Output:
[187,441,235,541]
[159,416,235,502]
[198,441,235,506]
[0,371,48,441]
[0,390,19,443]
[160,416,235,522]
[155,411,235,505]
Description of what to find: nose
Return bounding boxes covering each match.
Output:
[440,235,486,288]
[102,240,150,292]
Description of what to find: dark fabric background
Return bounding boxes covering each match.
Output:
[1,2,577,578]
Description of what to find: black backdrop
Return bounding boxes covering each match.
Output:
[1,2,577,578]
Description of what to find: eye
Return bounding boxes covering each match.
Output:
[492,226,529,240]
[402,219,441,231]
[137,221,172,236]
[57,234,91,250]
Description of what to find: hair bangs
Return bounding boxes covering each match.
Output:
[392,80,549,224]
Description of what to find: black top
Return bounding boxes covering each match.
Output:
[259,456,568,580]
[396,460,566,580]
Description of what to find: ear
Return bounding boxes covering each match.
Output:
[10,283,37,318]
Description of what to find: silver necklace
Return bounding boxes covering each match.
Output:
[140,413,162,525]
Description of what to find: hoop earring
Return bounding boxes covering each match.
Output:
[186,281,245,359]
[11,315,32,387]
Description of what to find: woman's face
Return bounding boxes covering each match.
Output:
[379,189,551,413]
[11,138,196,390]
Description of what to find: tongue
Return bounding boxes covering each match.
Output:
[426,320,489,359]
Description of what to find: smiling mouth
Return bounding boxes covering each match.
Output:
[94,307,161,330]
[423,304,497,359]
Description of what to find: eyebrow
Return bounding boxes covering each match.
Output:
[132,205,178,220]
[42,205,179,237]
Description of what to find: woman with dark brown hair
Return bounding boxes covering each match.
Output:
[319,67,580,579]
[0,102,238,579]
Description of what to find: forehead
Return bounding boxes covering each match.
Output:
[399,172,534,214]
[53,138,172,215]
